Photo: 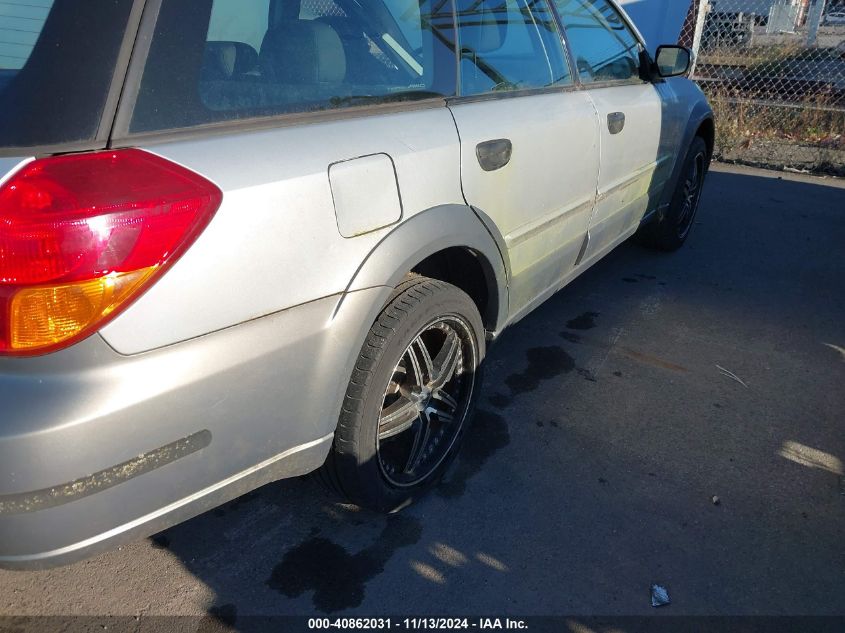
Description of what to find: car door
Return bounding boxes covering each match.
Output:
[447,0,601,318]
[554,0,667,264]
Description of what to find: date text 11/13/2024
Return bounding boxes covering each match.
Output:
[308,618,529,630]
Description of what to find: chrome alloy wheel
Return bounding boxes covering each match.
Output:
[677,149,706,240]
[376,315,477,488]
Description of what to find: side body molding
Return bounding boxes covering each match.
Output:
[341,203,510,334]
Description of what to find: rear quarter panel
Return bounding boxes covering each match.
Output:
[100,107,464,354]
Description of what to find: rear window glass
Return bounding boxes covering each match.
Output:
[0,0,135,150]
[129,0,458,134]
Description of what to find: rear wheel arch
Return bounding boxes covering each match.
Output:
[411,247,499,334]
[344,204,509,334]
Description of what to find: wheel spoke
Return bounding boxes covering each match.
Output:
[424,403,454,423]
[431,389,458,412]
[688,157,703,201]
[407,338,435,385]
[686,177,698,205]
[378,398,420,439]
[430,330,461,389]
[404,415,431,474]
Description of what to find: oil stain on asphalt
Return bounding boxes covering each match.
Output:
[438,410,510,499]
[565,312,600,330]
[559,332,581,344]
[489,346,576,409]
[266,515,422,613]
[505,346,576,396]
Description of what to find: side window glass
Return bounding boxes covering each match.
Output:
[554,0,641,83]
[206,1,268,55]
[295,0,411,82]
[454,0,571,96]
[383,0,425,52]
[130,0,457,134]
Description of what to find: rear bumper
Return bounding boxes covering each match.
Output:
[0,287,388,569]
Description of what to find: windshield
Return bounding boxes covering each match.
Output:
[0,0,135,151]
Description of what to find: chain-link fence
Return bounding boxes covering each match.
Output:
[679,0,845,175]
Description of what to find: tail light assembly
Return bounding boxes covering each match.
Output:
[0,149,223,356]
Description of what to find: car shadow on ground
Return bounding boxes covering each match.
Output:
[138,169,844,622]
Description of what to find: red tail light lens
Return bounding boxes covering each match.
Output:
[0,149,223,356]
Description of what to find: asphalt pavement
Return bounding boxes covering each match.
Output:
[1,164,843,621]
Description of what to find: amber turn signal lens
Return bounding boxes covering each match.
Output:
[9,268,157,351]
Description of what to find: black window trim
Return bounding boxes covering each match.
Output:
[547,0,584,89]
[97,0,150,140]
[110,0,164,145]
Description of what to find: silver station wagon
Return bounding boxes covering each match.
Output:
[0,0,713,568]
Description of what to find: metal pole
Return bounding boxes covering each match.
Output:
[807,0,827,46]
[690,0,709,77]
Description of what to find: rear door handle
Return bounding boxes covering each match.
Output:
[607,112,626,135]
[476,139,513,172]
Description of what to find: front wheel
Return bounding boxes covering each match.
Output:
[639,136,710,252]
[320,276,485,512]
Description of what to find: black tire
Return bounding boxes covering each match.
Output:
[320,275,486,512]
[638,136,710,252]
